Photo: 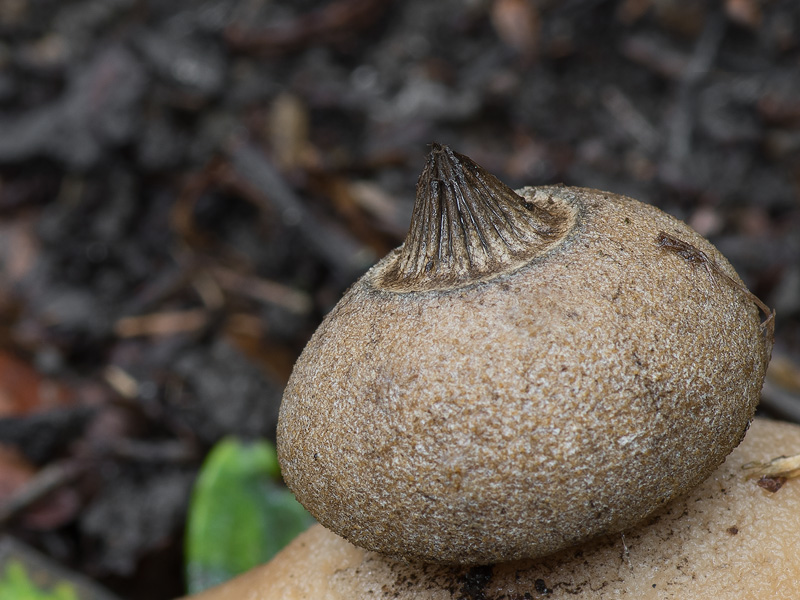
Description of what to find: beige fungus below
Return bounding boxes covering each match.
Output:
[189,419,800,600]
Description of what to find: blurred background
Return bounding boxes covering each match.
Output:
[0,0,798,598]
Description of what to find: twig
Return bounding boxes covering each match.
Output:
[225,137,374,281]
[760,378,800,424]
[621,33,691,80]
[192,270,226,311]
[602,86,660,152]
[0,460,86,527]
[743,454,800,480]
[104,365,140,399]
[209,265,313,315]
[107,439,199,464]
[225,0,390,54]
[114,309,210,338]
[666,14,726,164]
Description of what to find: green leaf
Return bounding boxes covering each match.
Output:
[185,437,314,594]
[0,560,79,600]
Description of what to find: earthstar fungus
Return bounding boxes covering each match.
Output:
[277,144,773,565]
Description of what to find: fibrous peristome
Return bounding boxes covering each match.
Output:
[277,147,772,564]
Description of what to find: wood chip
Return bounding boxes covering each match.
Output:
[114,309,210,338]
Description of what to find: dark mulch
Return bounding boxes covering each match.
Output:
[0,1,799,598]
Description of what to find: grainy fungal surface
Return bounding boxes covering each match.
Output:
[277,148,772,564]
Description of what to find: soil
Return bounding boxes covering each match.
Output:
[0,1,798,599]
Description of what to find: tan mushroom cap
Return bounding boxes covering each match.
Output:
[278,153,771,564]
[188,418,800,600]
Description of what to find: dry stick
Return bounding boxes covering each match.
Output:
[225,0,388,53]
[760,377,800,426]
[743,431,800,490]
[666,14,726,165]
[602,86,660,152]
[0,460,86,527]
[744,453,800,480]
[621,34,692,80]
[208,265,313,315]
[108,438,199,464]
[114,309,210,338]
[225,137,374,282]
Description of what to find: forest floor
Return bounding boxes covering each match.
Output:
[0,1,799,598]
